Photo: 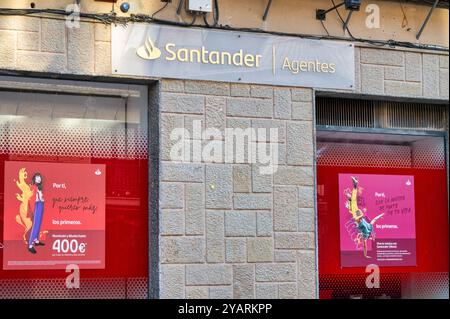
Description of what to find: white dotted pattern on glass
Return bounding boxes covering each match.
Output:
[0,120,148,160]
[0,277,148,299]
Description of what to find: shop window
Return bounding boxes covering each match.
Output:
[316,96,449,299]
[0,77,149,298]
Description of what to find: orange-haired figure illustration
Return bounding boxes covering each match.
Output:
[345,176,384,259]
[27,172,45,254]
[15,168,34,244]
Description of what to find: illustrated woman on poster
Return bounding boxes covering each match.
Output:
[345,176,384,259]
[28,173,45,254]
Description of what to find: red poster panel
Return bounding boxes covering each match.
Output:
[3,161,105,270]
[339,174,416,267]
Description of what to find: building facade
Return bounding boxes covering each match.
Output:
[0,0,448,299]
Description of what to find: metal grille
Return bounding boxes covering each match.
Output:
[319,272,448,299]
[0,277,148,299]
[316,97,448,131]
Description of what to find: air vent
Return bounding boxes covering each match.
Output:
[316,97,448,131]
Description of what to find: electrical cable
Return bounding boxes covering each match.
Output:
[151,1,169,19]
[202,0,220,27]
[320,20,330,36]
[176,0,184,16]
[0,7,447,52]
[330,0,356,39]
[400,2,410,30]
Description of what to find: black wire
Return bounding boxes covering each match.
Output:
[320,20,330,36]
[176,0,184,15]
[330,0,356,39]
[0,8,447,52]
[202,0,220,27]
[152,1,169,19]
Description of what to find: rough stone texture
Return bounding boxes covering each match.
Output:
[384,66,405,81]
[279,283,298,299]
[161,163,204,182]
[292,102,313,120]
[361,64,384,95]
[275,232,315,250]
[206,211,225,262]
[41,19,66,53]
[291,88,313,102]
[251,119,286,142]
[252,164,272,193]
[17,31,39,51]
[185,183,205,235]
[94,23,111,42]
[274,88,291,119]
[233,194,272,210]
[0,16,40,32]
[274,166,314,186]
[385,80,422,97]
[161,237,205,263]
[206,164,233,209]
[227,97,273,118]
[161,210,184,235]
[257,211,273,237]
[274,250,297,262]
[160,114,184,161]
[357,47,447,100]
[0,30,16,69]
[67,22,95,74]
[161,93,205,114]
[274,186,298,232]
[186,287,209,299]
[156,79,316,299]
[231,83,251,97]
[251,85,273,98]
[298,208,315,232]
[440,69,449,99]
[298,186,315,208]
[94,41,111,75]
[360,48,404,66]
[16,51,66,73]
[233,265,255,298]
[209,286,233,299]
[255,263,297,282]
[247,237,274,262]
[225,211,256,237]
[186,264,232,285]
[160,265,185,299]
[206,96,226,131]
[185,81,230,96]
[226,238,247,263]
[256,284,278,299]
[297,250,316,299]
[286,121,314,165]
[160,183,184,209]
[405,52,422,82]
[233,165,251,193]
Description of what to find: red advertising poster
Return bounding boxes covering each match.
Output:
[3,161,105,270]
[339,173,416,267]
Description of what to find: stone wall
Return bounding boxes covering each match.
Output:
[355,47,449,100]
[0,17,110,75]
[158,80,316,299]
